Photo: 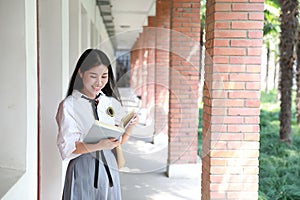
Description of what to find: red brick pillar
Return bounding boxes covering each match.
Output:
[140,27,148,108]
[146,18,156,124]
[167,0,201,177]
[135,34,143,98]
[202,0,263,199]
[130,42,138,89]
[154,0,171,137]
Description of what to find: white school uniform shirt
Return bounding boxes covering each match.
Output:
[56,90,125,161]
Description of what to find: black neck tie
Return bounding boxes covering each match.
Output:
[81,94,113,188]
[81,95,99,120]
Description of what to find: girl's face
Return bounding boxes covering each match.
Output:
[79,64,109,98]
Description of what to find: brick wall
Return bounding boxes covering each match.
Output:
[146,18,156,123]
[141,26,148,108]
[168,0,200,165]
[202,0,263,199]
[131,33,143,98]
[138,25,157,118]
[154,0,171,136]
[130,43,138,91]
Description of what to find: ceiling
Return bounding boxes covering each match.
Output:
[98,0,156,50]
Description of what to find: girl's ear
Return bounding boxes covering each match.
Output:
[78,69,83,78]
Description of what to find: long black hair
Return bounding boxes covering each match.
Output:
[66,49,121,102]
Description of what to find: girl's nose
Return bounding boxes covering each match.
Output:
[96,78,102,86]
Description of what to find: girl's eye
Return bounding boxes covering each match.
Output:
[102,75,108,79]
[90,76,97,78]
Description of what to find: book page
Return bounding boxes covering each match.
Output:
[121,110,136,128]
[84,109,137,144]
[84,121,125,144]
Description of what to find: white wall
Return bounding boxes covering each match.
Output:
[0,0,27,172]
[0,0,38,199]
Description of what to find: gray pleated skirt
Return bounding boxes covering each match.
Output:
[62,150,121,200]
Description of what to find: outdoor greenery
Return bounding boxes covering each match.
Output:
[259,90,300,200]
[198,107,203,155]
[197,90,300,199]
[196,0,300,197]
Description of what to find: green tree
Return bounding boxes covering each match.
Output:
[296,13,300,125]
[199,0,206,77]
[278,0,298,143]
[263,0,280,93]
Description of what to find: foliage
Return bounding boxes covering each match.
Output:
[265,0,279,9]
[264,8,280,36]
[200,0,206,27]
[263,0,280,92]
[198,107,203,155]
[259,90,300,200]
[198,90,300,199]
[264,0,280,38]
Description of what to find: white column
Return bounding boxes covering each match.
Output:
[39,0,69,199]
[69,0,80,74]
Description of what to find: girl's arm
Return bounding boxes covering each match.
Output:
[73,113,138,154]
[73,138,120,154]
[121,115,139,144]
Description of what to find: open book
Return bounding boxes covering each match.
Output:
[83,110,137,144]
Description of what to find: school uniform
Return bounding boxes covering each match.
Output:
[56,90,125,200]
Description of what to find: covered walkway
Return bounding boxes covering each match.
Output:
[0,0,264,199]
[118,87,201,200]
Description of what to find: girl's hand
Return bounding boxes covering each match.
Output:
[120,115,139,144]
[96,138,120,150]
[129,115,139,126]
[126,115,139,131]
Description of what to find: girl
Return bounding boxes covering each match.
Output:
[56,49,137,199]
